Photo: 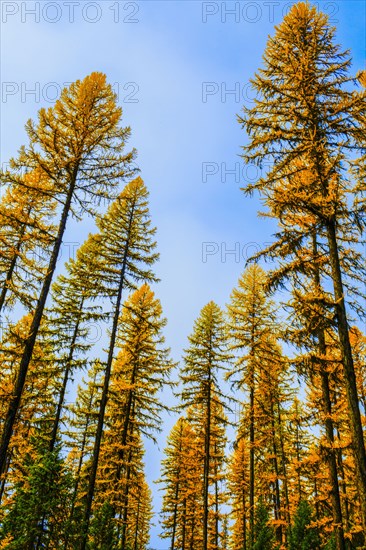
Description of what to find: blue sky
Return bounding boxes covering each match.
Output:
[1,1,365,547]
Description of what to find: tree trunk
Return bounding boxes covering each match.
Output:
[242,487,247,550]
[120,448,133,550]
[0,215,28,315]
[64,371,98,550]
[294,409,303,501]
[314,477,320,523]
[270,406,282,544]
[326,221,366,532]
[249,384,255,549]
[115,363,138,549]
[182,497,187,550]
[313,233,346,550]
[80,211,133,549]
[214,452,219,550]
[203,377,212,550]
[318,363,346,550]
[189,498,196,550]
[0,451,11,505]
[171,425,183,550]
[277,401,291,536]
[133,496,140,550]
[49,298,84,452]
[0,178,76,474]
[335,427,351,537]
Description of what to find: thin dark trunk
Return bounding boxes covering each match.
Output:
[242,483,247,550]
[189,498,195,550]
[116,377,137,481]
[277,401,291,535]
[119,419,136,549]
[182,497,187,550]
[0,452,11,505]
[249,385,254,549]
[294,410,302,501]
[116,511,123,543]
[313,233,346,550]
[120,449,133,550]
[214,453,219,550]
[49,298,84,453]
[110,333,139,548]
[318,364,346,550]
[171,479,180,550]
[133,497,140,550]
[326,221,366,532]
[0,179,76,474]
[0,217,28,315]
[64,376,97,550]
[314,477,320,523]
[203,378,211,550]
[116,367,138,549]
[171,427,183,550]
[270,406,282,544]
[335,427,350,534]
[65,438,87,550]
[80,210,133,549]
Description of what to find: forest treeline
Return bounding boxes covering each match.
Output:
[0,2,365,549]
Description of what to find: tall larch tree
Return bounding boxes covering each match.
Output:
[184,398,229,550]
[94,283,174,549]
[64,361,104,550]
[180,301,232,550]
[125,471,153,550]
[159,415,203,550]
[238,2,366,528]
[91,432,152,550]
[254,338,291,544]
[228,436,250,550]
[227,264,278,547]
[206,397,228,550]
[285,398,313,515]
[0,72,135,473]
[160,417,189,550]
[316,332,365,543]
[78,178,160,548]
[284,232,347,549]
